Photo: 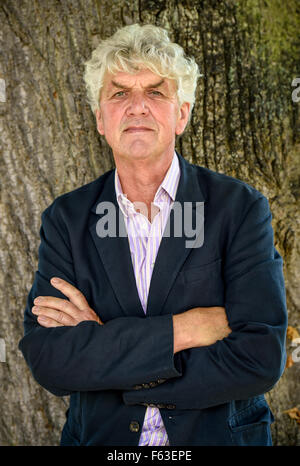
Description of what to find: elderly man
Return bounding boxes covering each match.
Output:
[19,24,287,446]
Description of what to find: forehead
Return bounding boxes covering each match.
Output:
[102,69,176,90]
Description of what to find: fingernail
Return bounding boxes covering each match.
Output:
[51,277,60,284]
[38,316,47,322]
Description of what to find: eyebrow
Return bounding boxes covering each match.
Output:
[110,79,165,89]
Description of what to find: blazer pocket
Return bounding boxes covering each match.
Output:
[60,414,81,446]
[182,258,222,285]
[179,259,224,308]
[228,398,274,446]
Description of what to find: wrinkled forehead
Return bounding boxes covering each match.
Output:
[101,68,178,93]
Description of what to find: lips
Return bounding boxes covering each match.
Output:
[124,126,154,133]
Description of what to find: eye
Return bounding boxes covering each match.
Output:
[113,91,126,97]
[149,90,162,96]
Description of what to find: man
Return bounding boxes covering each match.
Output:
[19,24,287,446]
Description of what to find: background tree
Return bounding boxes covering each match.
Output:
[0,0,299,446]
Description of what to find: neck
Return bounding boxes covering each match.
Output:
[115,151,174,206]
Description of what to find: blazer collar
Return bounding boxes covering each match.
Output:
[89,152,205,317]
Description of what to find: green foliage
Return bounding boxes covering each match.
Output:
[237,0,299,71]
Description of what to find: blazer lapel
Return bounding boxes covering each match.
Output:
[89,171,145,318]
[88,153,205,319]
[146,153,206,316]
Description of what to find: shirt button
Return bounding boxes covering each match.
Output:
[129,421,140,433]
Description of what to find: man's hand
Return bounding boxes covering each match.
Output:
[173,306,231,353]
[32,277,103,327]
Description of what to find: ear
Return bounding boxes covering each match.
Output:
[175,102,191,135]
[95,108,105,136]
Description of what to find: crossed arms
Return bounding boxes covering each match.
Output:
[19,195,287,410]
[30,278,231,353]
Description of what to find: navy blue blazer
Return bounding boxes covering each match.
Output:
[19,152,287,446]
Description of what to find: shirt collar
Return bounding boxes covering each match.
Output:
[114,151,180,217]
[159,151,180,202]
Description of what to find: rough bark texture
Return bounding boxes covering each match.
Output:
[0,0,299,446]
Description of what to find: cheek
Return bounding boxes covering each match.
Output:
[152,104,178,133]
[101,108,121,134]
[156,117,178,138]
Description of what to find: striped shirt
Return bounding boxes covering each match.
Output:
[114,151,180,446]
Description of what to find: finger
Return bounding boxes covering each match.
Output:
[33,296,83,321]
[37,315,64,328]
[32,305,77,326]
[50,277,90,311]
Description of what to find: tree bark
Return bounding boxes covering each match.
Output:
[0,0,299,446]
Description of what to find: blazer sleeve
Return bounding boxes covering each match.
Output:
[18,205,181,396]
[122,195,288,410]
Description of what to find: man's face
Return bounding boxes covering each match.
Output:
[95,69,190,164]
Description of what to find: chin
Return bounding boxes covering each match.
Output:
[125,144,156,160]
[129,152,153,161]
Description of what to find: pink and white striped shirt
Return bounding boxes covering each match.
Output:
[114,151,180,446]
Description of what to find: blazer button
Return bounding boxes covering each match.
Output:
[129,421,140,433]
[149,381,157,388]
[157,378,166,384]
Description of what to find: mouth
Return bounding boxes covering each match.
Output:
[123,127,154,133]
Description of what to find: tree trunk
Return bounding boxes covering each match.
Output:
[0,0,299,446]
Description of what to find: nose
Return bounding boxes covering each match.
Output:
[126,91,149,116]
